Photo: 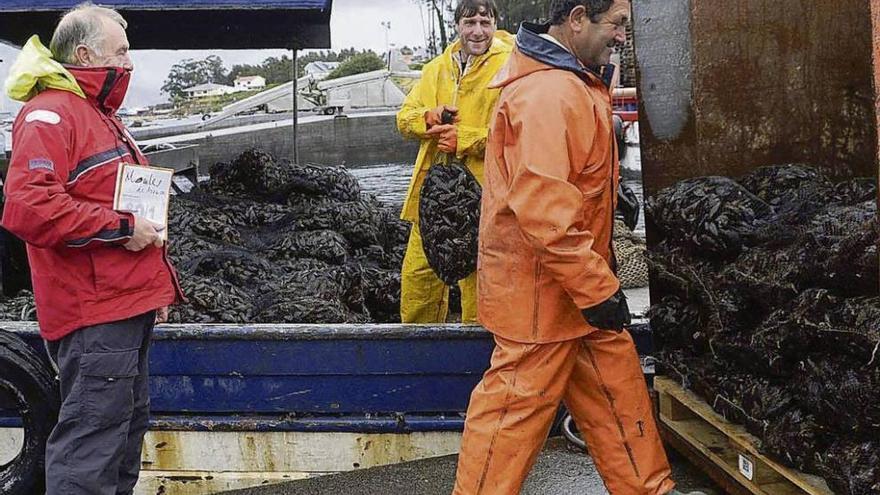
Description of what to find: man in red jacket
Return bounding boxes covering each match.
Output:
[2,4,182,493]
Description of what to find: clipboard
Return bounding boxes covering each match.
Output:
[112,163,174,241]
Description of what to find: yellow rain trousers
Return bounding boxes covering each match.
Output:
[397,31,513,323]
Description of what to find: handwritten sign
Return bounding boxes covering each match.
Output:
[113,163,174,240]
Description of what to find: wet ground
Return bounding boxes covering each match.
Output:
[222,437,720,495]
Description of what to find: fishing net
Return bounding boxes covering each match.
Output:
[0,290,37,321]
[794,357,880,436]
[170,275,254,323]
[206,149,361,202]
[649,164,880,487]
[168,196,242,244]
[807,201,878,295]
[360,266,402,323]
[253,296,369,324]
[832,177,877,205]
[276,259,368,315]
[646,296,704,351]
[613,219,648,289]
[163,149,409,323]
[646,176,774,257]
[264,228,350,265]
[418,160,481,286]
[739,164,833,215]
[762,408,828,473]
[283,198,385,248]
[816,439,880,495]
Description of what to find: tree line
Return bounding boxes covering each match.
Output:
[161,49,385,102]
[161,1,555,102]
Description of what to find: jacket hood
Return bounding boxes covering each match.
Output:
[490,22,614,89]
[4,35,131,114]
[4,35,86,102]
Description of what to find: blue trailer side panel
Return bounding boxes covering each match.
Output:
[1,322,653,431]
[5,323,652,415]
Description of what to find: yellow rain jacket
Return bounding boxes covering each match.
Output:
[397,31,514,223]
[4,35,86,102]
[396,31,513,324]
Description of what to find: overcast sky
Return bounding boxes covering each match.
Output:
[1,0,435,110]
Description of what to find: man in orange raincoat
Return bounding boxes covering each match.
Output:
[453,1,701,494]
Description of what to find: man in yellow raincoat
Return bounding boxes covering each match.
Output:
[397,0,513,323]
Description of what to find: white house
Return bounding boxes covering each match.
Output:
[182,83,236,99]
[233,75,267,92]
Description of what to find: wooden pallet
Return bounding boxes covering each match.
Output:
[654,376,834,495]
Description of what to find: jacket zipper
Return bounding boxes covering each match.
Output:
[608,109,618,272]
[94,72,186,302]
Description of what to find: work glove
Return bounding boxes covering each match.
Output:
[425,105,459,129]
[580,288,630,331]
[616,182,640,231]
[426,124,458,154]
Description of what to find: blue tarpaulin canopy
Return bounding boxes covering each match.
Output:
[0,0,332,49]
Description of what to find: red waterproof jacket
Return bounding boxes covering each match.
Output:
[2,66,182,341]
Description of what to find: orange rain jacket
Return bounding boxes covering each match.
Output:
[477,27,621,344]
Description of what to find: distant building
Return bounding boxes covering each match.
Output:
[411,46,430,62]
[233,75,267,92]
[182,83,236,99]
[389,46,413,72]
[303,61,340,77]
[399,46,414,66]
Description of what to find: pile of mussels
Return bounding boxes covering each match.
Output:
[0,149,410,324]
[168,149,409,324]
[646,164,879,494]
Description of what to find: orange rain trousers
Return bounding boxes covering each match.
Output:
[453,330,675,495]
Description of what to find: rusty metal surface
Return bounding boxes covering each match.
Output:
[872,0,880,176]
[634,0,879,202]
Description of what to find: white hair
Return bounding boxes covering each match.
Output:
[49,2,127,64]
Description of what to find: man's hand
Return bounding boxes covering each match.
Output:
[155,306,169,324]
[580,289,630,331]
[425,105,459,129]
[123,216,164,252]
[426,124,458,154]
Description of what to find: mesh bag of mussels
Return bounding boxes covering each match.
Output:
[648,164,880,494]
[418,159,481,286]
[165,149,408,324]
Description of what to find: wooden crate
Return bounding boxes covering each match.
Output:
[654,377,833,495]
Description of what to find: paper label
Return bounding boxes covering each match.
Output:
[113,163,174,240]
[738,454,754,481]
